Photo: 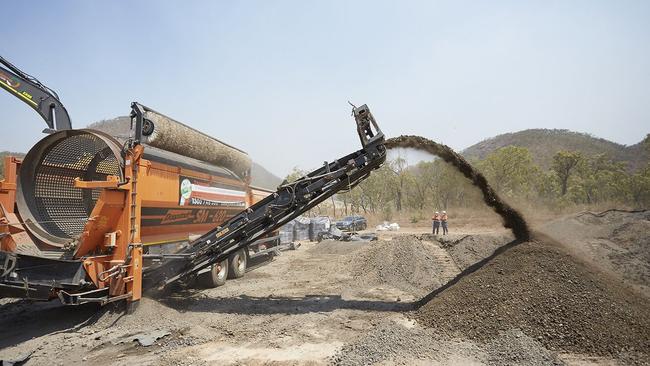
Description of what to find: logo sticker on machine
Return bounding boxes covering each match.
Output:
[179,176,246,207]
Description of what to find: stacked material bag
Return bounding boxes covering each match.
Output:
[281,216,331,243]
[279,220,295,244]
[293,216,311,241]
[309,216,331,241]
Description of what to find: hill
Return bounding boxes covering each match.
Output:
[250,162,282,190]
[462,129,648,171]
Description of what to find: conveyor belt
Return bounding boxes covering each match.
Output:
[143,104,386,289]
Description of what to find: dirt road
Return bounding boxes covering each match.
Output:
[1,211,648,365]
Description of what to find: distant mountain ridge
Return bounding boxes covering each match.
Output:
[462,129,648,171]
[250,162,282,190]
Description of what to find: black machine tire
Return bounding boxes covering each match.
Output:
[198,259,229,288]
[228,249,248,279]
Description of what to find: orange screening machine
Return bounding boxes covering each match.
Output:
[0,55,386,307]
[0,55,277,305]
[0,104,278,305]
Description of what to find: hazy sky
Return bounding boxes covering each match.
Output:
[2,1,648,176]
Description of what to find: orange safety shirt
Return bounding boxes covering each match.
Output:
[432,214,441,221]
[441,214,448,222]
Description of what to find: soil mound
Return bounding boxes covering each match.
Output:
[415,239,650,361]
[540,210,650,296]
[386,135,530,241]
[349,236,455,297]
[435,232,516,270]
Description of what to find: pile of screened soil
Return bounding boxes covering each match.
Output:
[415,239,650,361]
[433,232,516,269]
[348,236,454,297]
[540,210,650,296]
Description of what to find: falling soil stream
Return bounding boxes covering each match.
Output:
[385,135,531,241]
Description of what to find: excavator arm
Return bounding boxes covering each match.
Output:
[0,55,71,131]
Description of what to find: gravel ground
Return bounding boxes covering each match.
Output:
[2,212,648,365]
[331,319,484,365]
[332,321,563,366]
[484,329,563,366]
[540,210,650,296]
[347,236,455,298]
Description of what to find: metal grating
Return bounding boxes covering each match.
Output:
[30,133,121,239]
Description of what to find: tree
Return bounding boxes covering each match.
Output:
[386,157,410,212]
[552,151,583,196]
[571,154,627,204]
[404,158,477,211]
[429,160,468,209]
[479,146,538,197]
[350,163,395,214]
[628,166,650,207]
[284,166,308,183]
[405,161,436,210]
[344,186,366,213]
[284,166,338,216]
[535,170,560,204]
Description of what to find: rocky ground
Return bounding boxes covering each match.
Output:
[540,210,650,297]
[1,211,648,365]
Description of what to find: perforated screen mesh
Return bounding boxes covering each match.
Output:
[29,133,121,239]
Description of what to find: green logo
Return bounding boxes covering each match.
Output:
[180,179,192,200]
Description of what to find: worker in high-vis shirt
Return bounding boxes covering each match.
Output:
[432,211,441,235]
[441,210,449,235]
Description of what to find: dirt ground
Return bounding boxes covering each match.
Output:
[539,210,650,297]
[1,211,649,365]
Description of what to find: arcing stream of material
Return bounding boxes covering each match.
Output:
[385,135,530,241]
